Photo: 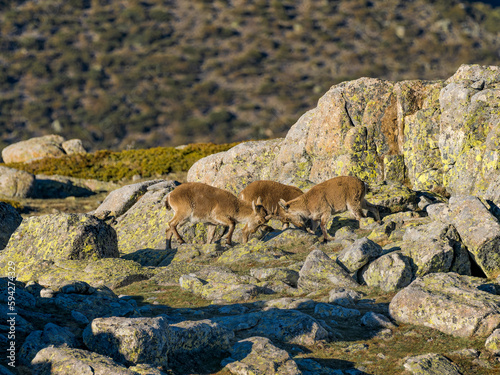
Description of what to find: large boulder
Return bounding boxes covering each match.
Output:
[336,237,382,274]
[84,316,234,368]
[0,202,22,250]
[360,252,413,292]
[83,316,171,366]
[389,273,500,337]
[0,213,118,280]
[0,166,36,198]
[1,135,67,163]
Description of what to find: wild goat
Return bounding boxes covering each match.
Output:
[278,176,381,241]
[238,180,304,229]
[165,182,268,248]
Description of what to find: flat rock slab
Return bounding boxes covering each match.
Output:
[390,273,500,337]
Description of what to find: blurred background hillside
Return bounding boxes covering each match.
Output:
[0,0,499,152]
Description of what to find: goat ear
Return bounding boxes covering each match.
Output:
[278,199,288,210]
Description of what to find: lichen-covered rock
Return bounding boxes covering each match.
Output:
[0,214,118,279]
[187,139,283,194]
[250,267,299,287]
[298,249,359,291]
[448,196,500,278]
[185,65,500,204]
[485,328,500,355]
[19,323,78,365]
[360,252,412,291]
[0,202,22,250]
[389,273,500,337]
[247,309,328,346]
[364,181,418,212]
[31,347,136,375]
[403,353,463,375]
[0,166,36,198]
[91,180,171,219]
[403,220,471,276]
[19,258,153,290]
[397,238,455,279]
[83,316,171,366]
[1,135,66,164]
[222,336,302,375]
[336,237,382,273]
[439,65,500,197]
[217,240,291,265]
[179,274,259,303]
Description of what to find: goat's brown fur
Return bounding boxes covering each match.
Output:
[165,182,268,248]
[238,180,304,228]
[278,176,380,241]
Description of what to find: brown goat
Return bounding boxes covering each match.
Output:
[278,176,380,241]
[165,182,268,248]
[238,180,304,229]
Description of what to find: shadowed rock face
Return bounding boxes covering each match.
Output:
[0,202,22,250]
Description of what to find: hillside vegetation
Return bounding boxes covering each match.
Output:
[0,0,499,151]
[1,142,238,182]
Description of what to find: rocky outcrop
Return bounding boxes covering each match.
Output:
[0,166,36,198]
[389,273,500,337]
[187,64,500,201]
[0,202,22,250]
[1,135,86,164]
